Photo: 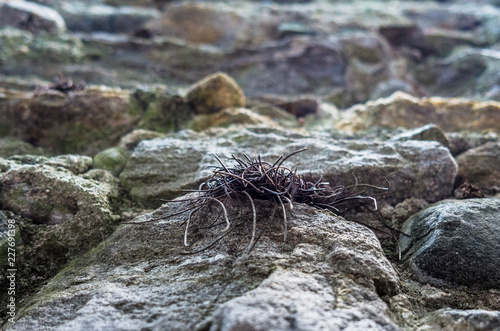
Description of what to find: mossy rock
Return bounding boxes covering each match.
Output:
[0,27,83,64]
[0,159,120,320]
[0,137,46,158]
[134,88,193,133]
[94,147,130,176]
[0,87,142,155]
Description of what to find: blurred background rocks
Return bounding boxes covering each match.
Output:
[1,1,500,330]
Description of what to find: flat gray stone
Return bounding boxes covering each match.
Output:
[205,270,398,331]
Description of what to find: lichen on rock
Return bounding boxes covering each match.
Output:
[93,147,130,176]
[0,87,142,155]
[0,156,120,320]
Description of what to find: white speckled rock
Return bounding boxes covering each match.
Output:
[0,156,119,323]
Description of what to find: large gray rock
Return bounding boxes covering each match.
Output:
[7,154,93,175]
[386,2,496,57]
[6,200,399,330]
[415,48,500,99]
[120,127,457,207]
[446,131,499,157]
[400,199,500,289]
[341,32,393,104]
[144,2,250,51]
[389,124,449,148]
[205,270,398,331]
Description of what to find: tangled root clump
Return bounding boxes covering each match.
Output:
[128,149,393,254]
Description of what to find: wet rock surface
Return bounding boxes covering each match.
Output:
[1,0,500,330]
[400,199,500,289]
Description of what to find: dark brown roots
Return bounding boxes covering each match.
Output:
[126,149,404,254]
